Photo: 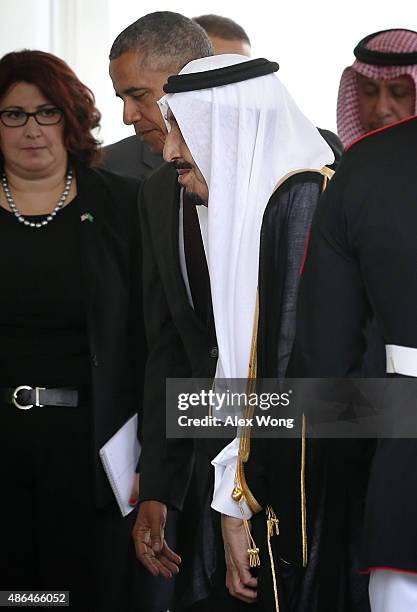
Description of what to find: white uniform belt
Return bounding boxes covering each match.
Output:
[386,344,417,377]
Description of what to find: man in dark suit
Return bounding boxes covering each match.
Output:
[109,12,223,611]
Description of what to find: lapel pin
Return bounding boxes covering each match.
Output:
[81,212,94,223]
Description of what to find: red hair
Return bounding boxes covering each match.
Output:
[0,50,101,166]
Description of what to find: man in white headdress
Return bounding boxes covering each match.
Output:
[136,54,346,609]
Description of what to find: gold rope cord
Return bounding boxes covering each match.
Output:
[266,506,280,612]
[239,292,259,462]
[320,165,335,190]
[232,292,261,566]
[301,414,307,567]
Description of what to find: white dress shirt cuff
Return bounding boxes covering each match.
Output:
[211,438,253,519]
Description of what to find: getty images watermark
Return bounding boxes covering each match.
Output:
[177,388,294,429]
[166,379,298,438]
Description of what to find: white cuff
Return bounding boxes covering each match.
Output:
[211,438,253,519]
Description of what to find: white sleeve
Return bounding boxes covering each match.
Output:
[210,438,253,519]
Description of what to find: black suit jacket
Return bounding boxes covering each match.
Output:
[101,135,162,180]
[75,161,146,506]
[138,162,218,511]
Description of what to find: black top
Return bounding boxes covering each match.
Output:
[0,195,90,387]
[0,161,145,506]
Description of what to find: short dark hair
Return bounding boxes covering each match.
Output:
[0,50,101,166]
[193,14,251,46]
[109,11,213,72]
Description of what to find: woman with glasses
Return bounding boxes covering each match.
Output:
[0,50,145,611]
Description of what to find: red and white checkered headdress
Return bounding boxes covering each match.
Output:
[337,29,417,148]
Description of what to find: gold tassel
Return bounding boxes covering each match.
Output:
[267,505,279,538]
[234,475,260,568]
[242,517,260,568]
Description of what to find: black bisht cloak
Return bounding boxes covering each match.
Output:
[243,169,373,612]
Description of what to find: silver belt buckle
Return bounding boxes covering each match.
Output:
[12,385,45,410]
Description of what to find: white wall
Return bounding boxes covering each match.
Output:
[0,0,416,145]
[0,0,53,55]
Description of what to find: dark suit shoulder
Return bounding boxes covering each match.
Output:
[101,135,161,179]
[345,115,417,164]
[322,114,417,216]
[104,135,140,156]
[309,117,417,259]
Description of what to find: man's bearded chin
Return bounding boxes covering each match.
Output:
[172,160,206,206]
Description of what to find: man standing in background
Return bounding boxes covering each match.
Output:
[337,28,417,148]
[192,14,251,57]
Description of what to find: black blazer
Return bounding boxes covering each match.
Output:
[101,135,162,180]
[138,162,218,511]
[75,161,146,507]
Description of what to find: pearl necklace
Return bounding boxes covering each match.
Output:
[1,168,73,228]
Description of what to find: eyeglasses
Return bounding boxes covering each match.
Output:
[0,107,64,127]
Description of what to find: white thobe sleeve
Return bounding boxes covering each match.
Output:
[211,438,253,519]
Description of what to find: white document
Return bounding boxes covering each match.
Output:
[99,413,141,517]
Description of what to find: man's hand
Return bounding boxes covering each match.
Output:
[132,500,181,579]
[221,514,258,604]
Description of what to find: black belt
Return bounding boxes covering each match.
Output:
[1,386,80,410]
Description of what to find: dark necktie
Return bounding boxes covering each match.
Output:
[182,193,210,323]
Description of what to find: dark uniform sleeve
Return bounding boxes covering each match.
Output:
[291,168,371,377]
[138,183,194,511]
